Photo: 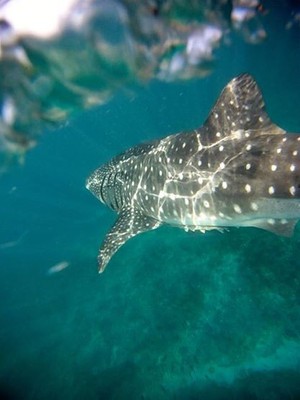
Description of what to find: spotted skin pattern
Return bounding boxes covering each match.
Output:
[86,74,300,272]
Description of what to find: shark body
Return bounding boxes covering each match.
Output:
[86,74,300,272]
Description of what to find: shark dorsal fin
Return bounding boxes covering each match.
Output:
[202,74,284,140]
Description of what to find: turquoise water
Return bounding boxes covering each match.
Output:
[1,8,300,400]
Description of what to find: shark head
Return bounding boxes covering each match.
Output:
[86,74,300,272]
[86,162,123,212]
[86,140,160,211]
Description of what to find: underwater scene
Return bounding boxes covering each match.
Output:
[1,1,300,399]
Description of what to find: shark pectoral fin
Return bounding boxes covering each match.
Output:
[254,219,299,237]
[97,208,161,273]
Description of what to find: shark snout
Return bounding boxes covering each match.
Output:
[86,168,106,203]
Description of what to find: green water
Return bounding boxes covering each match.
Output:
[1,6,300,400]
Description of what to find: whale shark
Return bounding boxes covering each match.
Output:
[86,74,300,272]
